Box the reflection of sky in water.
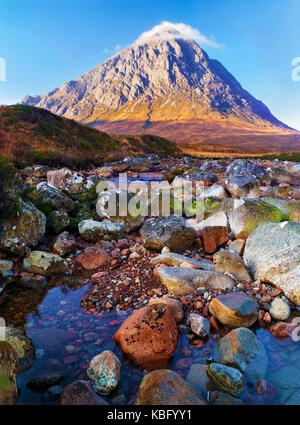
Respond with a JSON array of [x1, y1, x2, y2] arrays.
[[1, 278, 300, 405]]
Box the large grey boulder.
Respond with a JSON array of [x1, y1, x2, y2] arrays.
[[0, 199, 46, 256], [141, 216, 196, 253], [78, 219, 124, 242], [224, 175, 260, 198], [226, 159, 269, 182], [243, 221, 300, 305], [224, 198, 286, 239], [23, 251, 68, 276], [34, 182, 75, 213]]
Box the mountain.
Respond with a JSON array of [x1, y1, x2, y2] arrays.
[[21, 32, 300, 154], [0, 105, 180, 167]]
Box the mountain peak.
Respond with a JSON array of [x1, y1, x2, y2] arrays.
[[20, 23, 297, 152]]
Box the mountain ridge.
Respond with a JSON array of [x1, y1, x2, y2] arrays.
[[20, 36, 300, 153]]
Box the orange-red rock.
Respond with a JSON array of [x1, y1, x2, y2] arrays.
[[114, 304, 178, 369], [74, 247, 109, 270], [201, 226, 228, 254]]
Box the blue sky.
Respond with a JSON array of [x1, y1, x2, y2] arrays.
[[1, 0, 300, 129]]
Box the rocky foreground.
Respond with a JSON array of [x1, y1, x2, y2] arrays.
[[0, 155, 300, 405]]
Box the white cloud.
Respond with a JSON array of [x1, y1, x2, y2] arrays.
[[135, 21, 221, 47]]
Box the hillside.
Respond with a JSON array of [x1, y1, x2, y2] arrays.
[[0, 105, 180, 167]]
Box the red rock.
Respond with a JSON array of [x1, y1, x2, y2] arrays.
[[74, 247, 109, 270], [114, 304, 178, 369], [201, 226, 228, 254], [269, 322, 291, 338], [263, 312, 271, 323]]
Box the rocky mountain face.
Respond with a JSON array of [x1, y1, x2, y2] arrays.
[[21, 36, 300, 153]]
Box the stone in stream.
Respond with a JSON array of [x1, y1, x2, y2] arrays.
[[23, 251, 68, 276], [97, 189, 145, 232], [74, 247, 109, 270], [31, 182, 75, 213], [209, 292, 257, 328], [27, 372, 65, 392], [269, 297, 291, 321], [87, 351, 121, 394], [243, 221, 300, 305], [42, 385, 63, 401], [189, 313, 210, 338], [150, 252, 214, 270], [186, 363, 215, 393], [78, 219, 124, 242], [207, 363, 245, 397], [225, 175, 260, 198], [224, 198, 286, 240], [114, 304, 178, 369], [136, 370, 206, 405], [50, 231, 76, 256], [154, 266, 235, 296], [0, 341, 19, 405], [0, 199, 46, 256], [47, 210, 69, 234], [141, 216, 196, 253], [213, 249, 252, 282], [148, 296, 183, 324], [59, 380, 108, 405], [216, 327, 268, 385], [5, 326, 35, 371], [208, 391, 243, 405]]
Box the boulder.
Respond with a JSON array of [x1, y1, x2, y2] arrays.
[[141, 216, 196, 253], [47, 210, 69, 234], [228, 239, 245, 256], [186, 363, 214, 393], [87, 351, 121, 394], [209, 292, 257, 328], [190, 313, 210, 338], [150, 252, 214, 271], [78, 219, 124, 242], [269, 297, 290, 321], [34, 182, 75, 213], [216, 327, 268, 385], [74, 247, 109, 270], [213, 249, 252, 282], [59, 380, 108, 405], [262, 197, 300, 222], [136, 370, 206, 405], [226, 159, 269, 182], [199, 185, 228, 200], [201, 226, 228, 254], [208, 391, 243, 405], [148, 296, 183, 324], [27, 372, 64, 392], [0, 259, 13, 277], [23, 251, 68, 276], [243, 221, 300, 305], [188, 211, 229, 232], [0, 341, 19, 405], [114, 304, 178, 369], [207, 363, 244, 397], [0, 199, 46, 256], [5, 326, 35, 371], [47, 168, 94, 195], [224, 198, 286, 239], [225, 175, 260, 198], [50, 231, 76, 256], [154, 266, 234, 296], [97, 189, 144, 232]]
